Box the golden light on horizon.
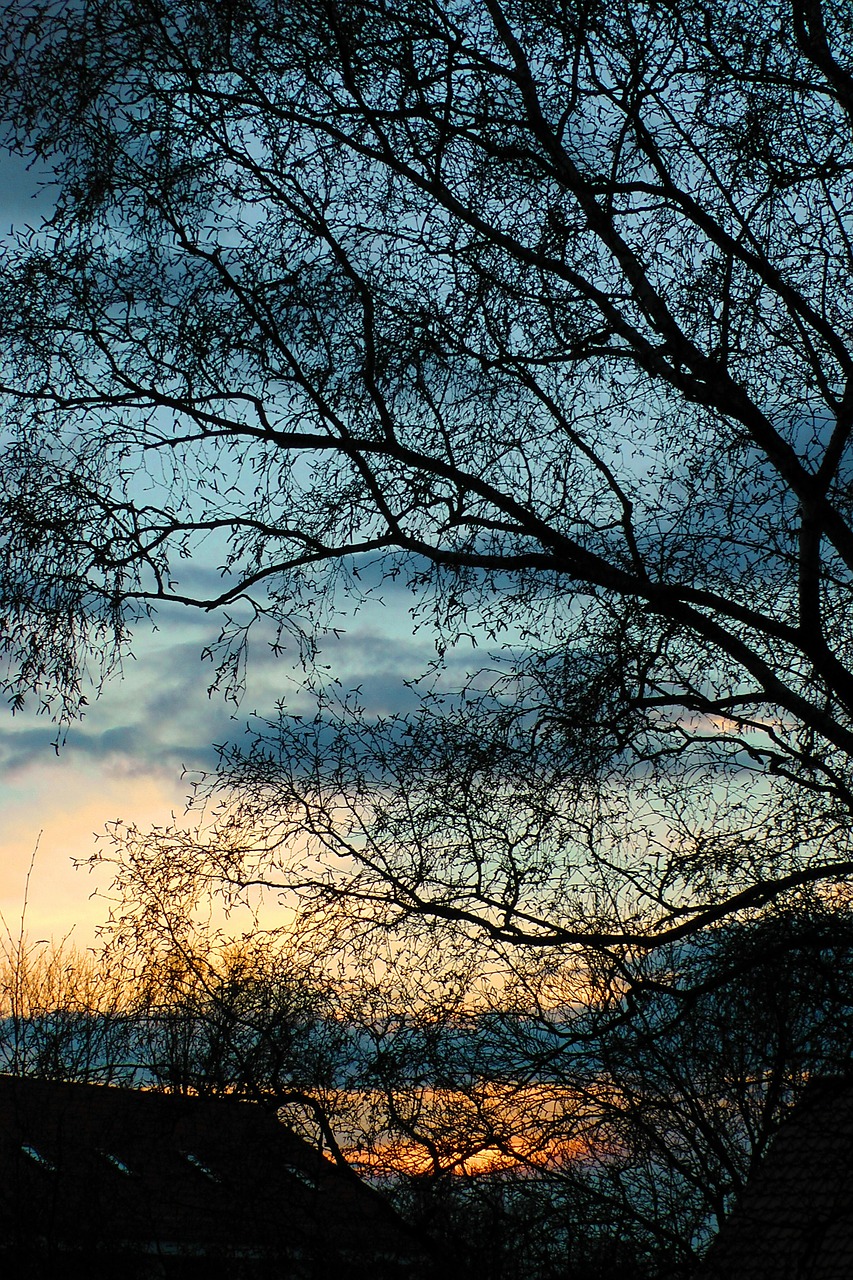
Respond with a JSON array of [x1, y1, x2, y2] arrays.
[[289, 1083, 602, 1180], [344, 1130, 595, 1178]]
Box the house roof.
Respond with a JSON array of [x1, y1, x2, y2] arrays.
[[0, 1074, 421, 1271], [695, 1078, 853, 1280]]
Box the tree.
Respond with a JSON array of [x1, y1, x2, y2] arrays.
[[316, 895, 853, 1279], [86, 837, 853, 1279], [0, 929, 138, 1083], [8, 880, 853, 1277], [571, 897, 853, 1271], [3, 0, 853, 960]]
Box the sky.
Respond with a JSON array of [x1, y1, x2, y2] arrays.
[[0, 146, 428, 947], [0, 136, 510, 952], [0, 605, 227, 947], [0, 584, 435, 948]]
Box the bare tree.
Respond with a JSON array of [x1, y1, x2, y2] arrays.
[[8, 872, 853, 1276], [0, 930, 139, 1082], [318, 895, 853, 1279], [3, 0, 853, 957]]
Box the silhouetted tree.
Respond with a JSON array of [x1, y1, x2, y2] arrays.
[[0, 931, 137, 1083], [347, 897, 853, 1278], [4, 0, 853, 961], [7, 887, 853, 1278]]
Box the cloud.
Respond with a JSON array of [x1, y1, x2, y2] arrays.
[[0, 642, 224, 780], [0, 541, 507, 943]]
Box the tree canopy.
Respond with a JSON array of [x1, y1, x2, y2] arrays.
[[3, 0, 853, 959]]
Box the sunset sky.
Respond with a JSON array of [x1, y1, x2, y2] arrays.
[[1, 606, 223, 946], [0, 579, 434, 945]]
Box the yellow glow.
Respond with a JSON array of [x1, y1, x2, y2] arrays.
[[345, 1131, 593, 1177], [0, 762, 188, 947], [306, 1084, 598, 1178]]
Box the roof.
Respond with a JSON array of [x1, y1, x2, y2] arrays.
[[695, 1078, 853, 1280], [0, 1074, 422, 1274]]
